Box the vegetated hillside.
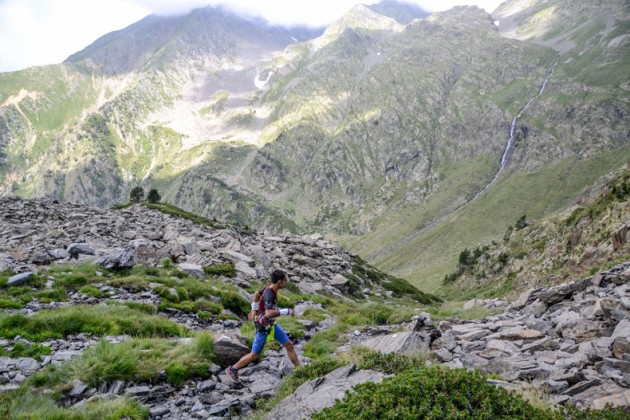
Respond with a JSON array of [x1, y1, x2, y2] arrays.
[[441, 165, 630, 299], [0, 0, 628, 292], [342, 0, 629, 291]]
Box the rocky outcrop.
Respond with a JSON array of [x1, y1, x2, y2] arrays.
[[0, 197, 392, 298], [266, 364, 387, 420], [432, 262, 630, 409]]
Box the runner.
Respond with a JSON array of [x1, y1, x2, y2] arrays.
[[226, 269, 300, 383]]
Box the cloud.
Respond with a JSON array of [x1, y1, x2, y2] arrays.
[[0, 0, 506, 72], [0, 0, 148, 72]]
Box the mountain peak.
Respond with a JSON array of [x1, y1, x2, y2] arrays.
[[367, 0, 428, 24]]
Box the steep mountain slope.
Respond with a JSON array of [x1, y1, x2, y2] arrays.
[[0, 0, 628, 293], [440, 165, 629, 298]]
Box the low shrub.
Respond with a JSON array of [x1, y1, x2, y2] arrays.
[[313, 367, 555, 419], [203, 264, 237, 278]]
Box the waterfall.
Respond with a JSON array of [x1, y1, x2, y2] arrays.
[[470, 64, 555, 202]]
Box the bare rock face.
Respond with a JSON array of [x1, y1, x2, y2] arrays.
[[362, 330, 434, 354], [266, 364, 386, 420]]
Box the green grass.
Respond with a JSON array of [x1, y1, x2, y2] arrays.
[[0, 304, 184, 341], [0, 263, 253, 321], [0, 389, 148, 420], [27, 332, 216, 391], [0, 342, 52, 360], [144, 203, 225, 229]]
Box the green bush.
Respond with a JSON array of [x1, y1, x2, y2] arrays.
[[352, 348, 426, 374], [147, 188, 161, 204], [203, 264, 237, 278], [215, 290, 249, 314], [122, 301, 157, 315], [165, 361, 188, 385], [74, 340, 138, 387], [313, 367, 555, 419], [78, 285, 103, 298], [130, 186, 144, 203], [381, 277, 441, 304], [161, 258, 174, 269], [35, 288, 68, 303], [0, 389, 148, 420], [195, 333, 214, 360]]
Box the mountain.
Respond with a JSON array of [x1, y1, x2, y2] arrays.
[[441, 164, 629, 299], [366, 0, 429, 24], [0, 0, 628, 292]]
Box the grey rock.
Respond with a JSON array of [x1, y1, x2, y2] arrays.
[[197, 380, 216, 392], [48, 248, 70, 260], [125, 386, 150, 397], [266, 365, 386, 420], [362, 331, 433, 354], [563, 379, 602, 396], [7, 272, 34, 286], [235, 260, 257, 277], [69, 379, 89, 397], [109, 380, 125, 395], [177, 263, 205, 279], [15, 357, 39, 371], [150, 406, 170, 417], [611, 319, 630, 340], [612, 337, 630, 360], [95, 247, 137, 269], [66, 243, 95, 258], [213, 336, 251, 366]]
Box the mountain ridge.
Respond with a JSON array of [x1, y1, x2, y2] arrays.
[[0, 0, 628, 292]]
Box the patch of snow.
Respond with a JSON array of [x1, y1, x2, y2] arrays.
[[254, 71, 273, 89]]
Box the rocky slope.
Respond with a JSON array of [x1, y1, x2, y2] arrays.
[[0, 198, 627, 416], [0, 196, 428, 302], [342, 263, 630, 411], [0, 0, 628, 292]]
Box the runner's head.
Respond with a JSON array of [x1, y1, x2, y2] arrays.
[[271, 269, 288, 286]]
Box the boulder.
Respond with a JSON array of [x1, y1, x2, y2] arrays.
[[266, 365, 385, 420], [213, 336, 251, 366], [613, 337, 630, 360], [362, 331, 433, 355], [7, 272, 34, 286], [611, 319, 630, 340], [66, 243, 95, 258], [177, 263, 205, 279], [95, 247, 137, 269]]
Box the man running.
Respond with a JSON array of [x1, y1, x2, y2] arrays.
[[226, 269, 300, 383]]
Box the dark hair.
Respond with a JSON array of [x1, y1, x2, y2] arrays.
[[271, 269, 287, 283]]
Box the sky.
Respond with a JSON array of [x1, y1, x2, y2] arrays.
[[0, 0, 505, 73]]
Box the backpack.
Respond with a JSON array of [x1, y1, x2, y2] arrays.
[[255, 286, 277, 329]]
